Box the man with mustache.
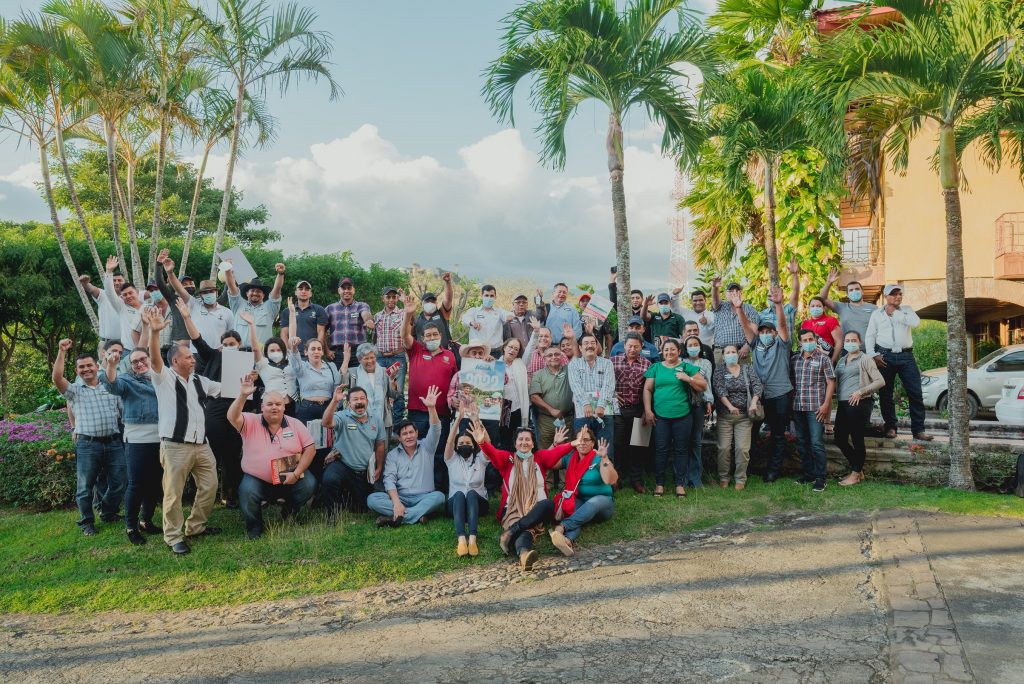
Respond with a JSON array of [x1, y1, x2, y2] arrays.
[[320, 385, 387, 519]]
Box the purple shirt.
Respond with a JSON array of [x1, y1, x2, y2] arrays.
[[326, 300, 370, 347]]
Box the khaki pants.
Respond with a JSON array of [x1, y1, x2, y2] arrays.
[[537, 412, 573, 452], [160, 441, 219, 546], [716, 412, 752, 485]]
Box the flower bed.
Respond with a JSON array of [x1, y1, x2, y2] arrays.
[[0, 411, 77, 510]]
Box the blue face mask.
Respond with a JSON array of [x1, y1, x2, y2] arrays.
[[424, 339, 441, 352], [809, 306, 823, 318], [515, 450, 532, 461], [801, 341, 818, 354], [759, 333, 775, 347], [149, 291, 163, 304], [723, 353, 739, 366], [686, 346, 701, 358], [482, 296, 495, 309], [847, 290, 863, 302], [844, 342, 861, 354], [658, 304, 670, 315], [202, 293, 217, 306]]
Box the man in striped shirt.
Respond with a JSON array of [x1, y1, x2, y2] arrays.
[[374, 286, 407, 422]]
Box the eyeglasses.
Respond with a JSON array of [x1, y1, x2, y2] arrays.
[[130, 359, 149, 366]]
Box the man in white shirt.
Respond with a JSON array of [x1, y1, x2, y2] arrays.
[[79, 271, 125, 345], [460, 284, 513, 357], [146, 309, 223, 555], [189, 279, 235, 351], [865, 284, 932, 442], [672, 288, 715, 347], [100, 255, 144, 349], [225, 262, 285, 349]]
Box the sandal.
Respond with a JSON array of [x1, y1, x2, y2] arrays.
[[653, 486, 664, 497], [675, 486, 687, 498]]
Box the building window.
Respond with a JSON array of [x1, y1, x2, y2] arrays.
[[842, 227, 870, 264]]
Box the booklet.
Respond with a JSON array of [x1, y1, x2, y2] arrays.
[[271, 454, 301, 485]]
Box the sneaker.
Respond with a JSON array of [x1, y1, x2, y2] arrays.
[[138, 520, 162, 535], [80, 523, 98, 536], [549, 529, 574, 557], [812, 478, 827, 492], [126, 529, 146, 546], [519, 549, 539, 571], [797, 475, 815, 484], [246, 528, 263, 540]]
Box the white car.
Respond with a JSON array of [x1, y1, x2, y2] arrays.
[[919, 344, 1024, 419], [995, 378, 1024, 425]]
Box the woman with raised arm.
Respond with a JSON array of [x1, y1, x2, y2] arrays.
[[241, 308, 296, 417], [546, 425, 617, 557], [443, 410, 489, 557]]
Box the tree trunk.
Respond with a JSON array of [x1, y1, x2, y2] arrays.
[[55, 122, 102, 275], [39, 143, 99, 333], [763, 160, 781, 288], [210, 82, 246, 280], [104, 118, 128, 283], [607, 113, 631, 340], [179, 141, 211, 277], [939, 124, 973, 489], [148, 115, 170, 281], [119, 160, 145, 288]]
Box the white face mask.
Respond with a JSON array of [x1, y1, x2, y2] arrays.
[[423, 302, 437, 315], [268, 351, 284, 363]]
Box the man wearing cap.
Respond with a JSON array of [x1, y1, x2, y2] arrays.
[[671, 288, 716, 347], [503, 293, 540, 351], [280, 280, 327, 353], [610, 316, 661, 362], [374, 286, 408, 423], [327, 277, 373, 368], [866, 284, 932, 441], [225, 262, 285, 349], [608, 268, 650, 342], [536, 282, 583, 344], [820, 267, 878, 349], [154, 251, 234, 353], [711, 277, 759, 364], [642, 292, 686, 346], [414, 273, 455, 350], [461, 284, 513, 357]]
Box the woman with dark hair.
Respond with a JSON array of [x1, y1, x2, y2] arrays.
[[244, 319, 296, 416], [443, 411, 489, 556], [682, 334, 713, 489], [474, 420, 572, 571], [547, 425, 617, 557], [834, 330, 885, 486]]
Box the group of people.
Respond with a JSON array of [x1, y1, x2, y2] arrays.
[[56, 252, 933, 569]]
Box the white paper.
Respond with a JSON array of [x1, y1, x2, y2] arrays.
[[630, 417, 652, 447], [220, 349, 255, 399], [220, 247, 258, 285], [583, 293, 614, 322], [305, 419, 334, 449]]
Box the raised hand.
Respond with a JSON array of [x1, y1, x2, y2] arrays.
[[288, 336, 301, 352], [644, 294, 655, 307], [239, 374, 256, 397], [78, 274, 91, 284], [401, 290, 414, 308], [768, 284, 783, 304], [333, 384, 346, 404], [174, 298, 191, 319], [441, 272, 451, 283], [59, 338, 73, 353], [529, 317, 541, 332], [148, 308, 170, 331], [421, 384, 441, 408], [105, 255, 119, 273], [562, 322, 574, 339], [274, 262, 286, 274], [239, 311, 255, 325], [827, 267, 839, 284], [553, 425, 569, 445], [596, 438, 609, 458], [787, 256, 799, 275], [470, 417, 489, 444], [711, 276, 722, 288]]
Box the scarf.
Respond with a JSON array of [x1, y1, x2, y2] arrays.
[[504, 358, 530, 414], [502, 452, 543, 531], [553, 449, 598, 521]]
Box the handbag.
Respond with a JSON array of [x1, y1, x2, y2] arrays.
[[744, 366, 765, 421]]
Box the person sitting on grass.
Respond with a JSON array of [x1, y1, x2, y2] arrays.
[[367, 386, 447, 527], [474, 418, 573, 571], [547, 425, 617, 557], [320, 385, 387, 520], [443, 410, 490, 557], [228, 373, 317, 540]]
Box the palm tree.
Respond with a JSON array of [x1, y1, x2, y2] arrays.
[[198, 0, 340, 279], [708, 0, 824, 65], [819, 0, 1024, 489], [483, 0, 717, 335]]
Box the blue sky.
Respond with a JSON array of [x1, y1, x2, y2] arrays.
[[0, 0, 718, 289]]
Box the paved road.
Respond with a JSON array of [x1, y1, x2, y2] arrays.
[[1, 510, 1021, 683]]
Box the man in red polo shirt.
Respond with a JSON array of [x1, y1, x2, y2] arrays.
[[228, 373, 317, 539]]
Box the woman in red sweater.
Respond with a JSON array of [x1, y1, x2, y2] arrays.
[[474, 418, 572, 571]]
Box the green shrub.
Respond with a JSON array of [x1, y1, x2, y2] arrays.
[[0, 411, 77, 510], [915, 320, 948, 371]]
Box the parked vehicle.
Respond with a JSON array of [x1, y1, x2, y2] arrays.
[[920, 344, 1024, 419], [995, 378, 1024, 425]]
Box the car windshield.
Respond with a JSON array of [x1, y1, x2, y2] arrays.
[[971, 348, 1006, 369]]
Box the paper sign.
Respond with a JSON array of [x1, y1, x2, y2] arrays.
[[630, 417, 652, 447], [220, 349, 255, 399], [583, 293, 614, 322], [459, 358, 506, 421], [305, 419, 334, 449], [220, 247, 258, 285]]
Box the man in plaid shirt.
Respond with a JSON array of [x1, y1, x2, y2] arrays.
[[374, 286, 407, 422], [611, 333, 652, 492], [793, 329, 836, 492], [327, 277, 373, 369]]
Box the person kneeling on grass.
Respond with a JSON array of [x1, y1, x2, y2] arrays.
[[475, 418, 573, 571], [367, 385, 447, 527], [228, 373, 317, 540], [547, 426, 617, 557], [443, 410, 490, 557]]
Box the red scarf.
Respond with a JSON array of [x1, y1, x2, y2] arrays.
[[553, 449, 598, 520]]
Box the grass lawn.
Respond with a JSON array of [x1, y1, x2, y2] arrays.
[[3, 477, 1023, 614]]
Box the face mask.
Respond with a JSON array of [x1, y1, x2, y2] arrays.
[[351, 405, 366, 416], [268, 351, 284, 363], [423, 302, 437, 315], [425, 339, 441, 352], [482, 296, 495, 309], [724, 353, 739, 366], [659, 304, 670, 315], [847, 290, 863, 302], [809, 306, 823, 318], [844, 342, 861, 354], [149, 291, 163, 304], [184, 287, 196, 296], [202, 293, 217, 306], [686, 346, 701, 358], [223, 344, 238, 351], [456, 445, 474, 459], [759, 333, 775, 347], [802, 341, 818, 354], [515, 450, 532, 460]]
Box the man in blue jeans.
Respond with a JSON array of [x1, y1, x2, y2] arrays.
[[52, 338, 126, 536], [374, 286, 407, 423], [792, 330, 836, 492]]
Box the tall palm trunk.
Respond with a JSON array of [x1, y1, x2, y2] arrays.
[[55, 122, 103, 275], [607, 112, 631, 339], [210, 82, 245, 280], [762, 160, 781, 288], [104, 117, 129, 283], [148, 115, 170, 281], [180, 140, 211, 277], [39, 141, 99, 332], [119, 159, 145, 287], [939, 124, 973, 489]]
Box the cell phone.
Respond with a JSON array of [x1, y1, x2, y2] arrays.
[[610, 266, 617, 273]]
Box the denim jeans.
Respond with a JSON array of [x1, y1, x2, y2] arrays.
[[367, 490, 445, 524], [560, 495, 614, 542], [409, 410, 451, 492], [238, 472, 317, 536], [876, 349, 926, 434], [573, 415, 615, 461], [685, 406, 705, 488], [124, 441, 163, 530], [613, 405, 646, 484], [321, 460, 376, 513], [762, 392, 792, 476], [378, 352, 407, 423], [447, 490, 489, 537], [653, 413, 692, 487], [503, 498, 555, 554], [75, 437, 126, 527], [835, 398, 874, 472], [792, 410, 828, 480]]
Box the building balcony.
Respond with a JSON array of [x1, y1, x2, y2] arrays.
[[995, 212, 1024, 280]]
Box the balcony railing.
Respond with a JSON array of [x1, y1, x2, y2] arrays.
[[995, 212, 1024, 280]]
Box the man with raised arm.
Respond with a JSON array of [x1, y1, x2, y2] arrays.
[[224, 260, 285, 350]]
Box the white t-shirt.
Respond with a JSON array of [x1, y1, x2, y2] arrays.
[[460, 306, 511, 349], [190, 299, 235, 349], [94, 291, 121, 340], [675, 305, 716, 347]]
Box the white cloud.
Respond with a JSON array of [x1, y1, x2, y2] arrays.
[[0, 162, 41, 190], [196, 124, 679, 290]]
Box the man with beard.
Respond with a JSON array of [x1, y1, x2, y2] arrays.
[[225, 261, 285, 349]]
